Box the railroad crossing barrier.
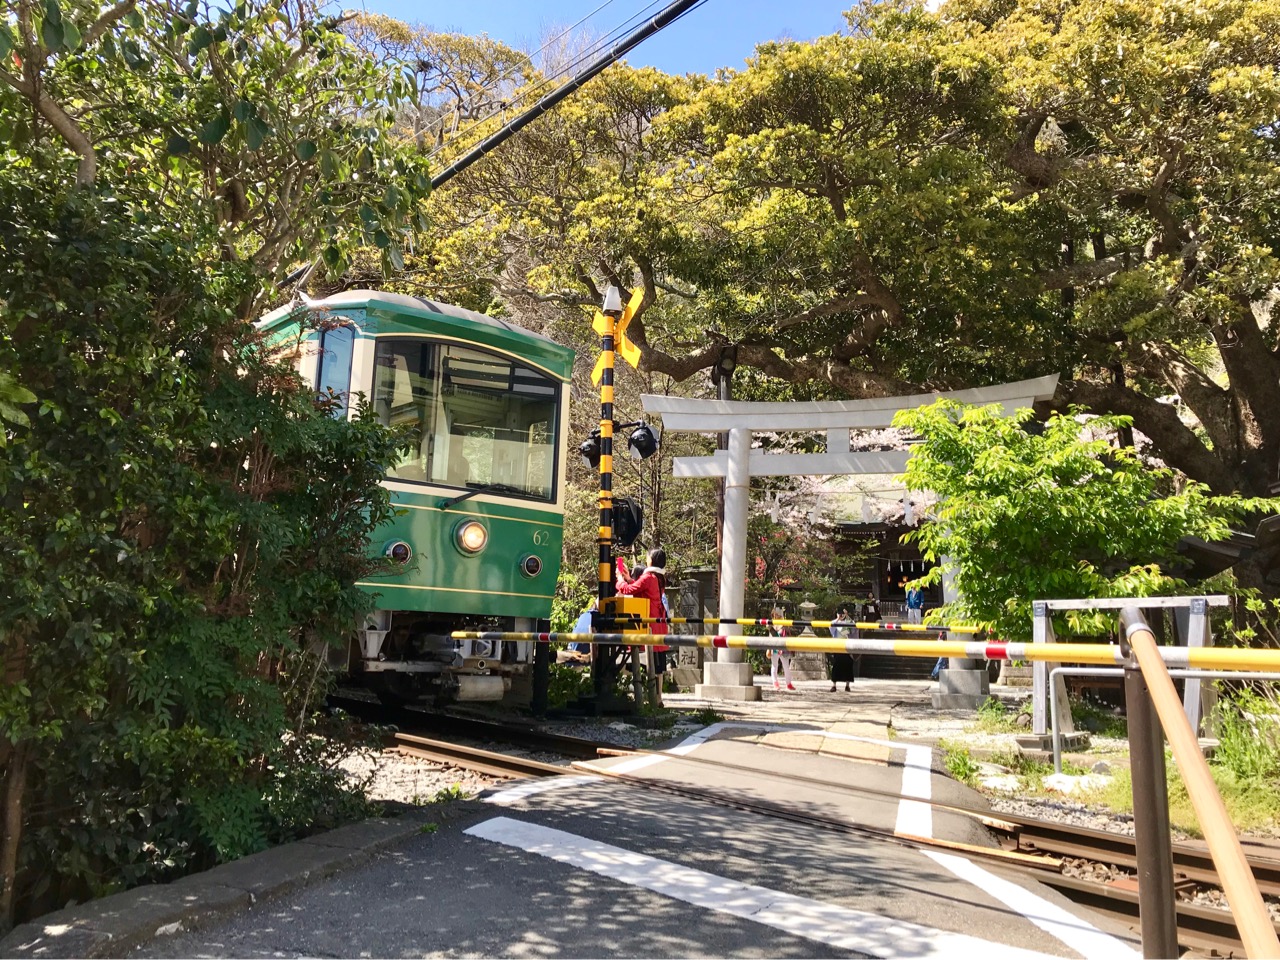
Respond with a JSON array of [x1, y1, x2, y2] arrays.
[[595, 616, 980, 633], [451, 630, 1280, 672]]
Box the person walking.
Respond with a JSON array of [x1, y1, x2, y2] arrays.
[[768, 598, 795, 691], [828, 605, 856, 693]]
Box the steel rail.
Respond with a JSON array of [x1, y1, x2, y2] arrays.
[[1010, 816, 1280, 898], [389, 732, 571, 779], [1040, 873, 1263, 956], [326, 694, 609, 759]]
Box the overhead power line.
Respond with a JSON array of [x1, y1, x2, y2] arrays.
[[430, 0, 708, 190]]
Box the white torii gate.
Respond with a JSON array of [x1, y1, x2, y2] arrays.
[[641, 375, 1060, 701]]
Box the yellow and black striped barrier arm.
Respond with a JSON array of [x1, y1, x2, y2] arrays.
[[594, 616, 980, 634], [450, 630, 1280, 672]]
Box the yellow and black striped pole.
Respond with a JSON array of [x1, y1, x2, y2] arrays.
[[593, 286, 624, 711], [597, 286, 621, 604]]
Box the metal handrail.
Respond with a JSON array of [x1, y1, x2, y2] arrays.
[[1047, 666, 1280, 774], [1119, 608, 1280, 958]]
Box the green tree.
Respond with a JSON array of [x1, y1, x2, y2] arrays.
[[393, 0, 1280, 511], [0, 0, 430, 931], [895, 399, 1265, 640]]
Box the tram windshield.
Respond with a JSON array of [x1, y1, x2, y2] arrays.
[[372, 339, 559, 502]]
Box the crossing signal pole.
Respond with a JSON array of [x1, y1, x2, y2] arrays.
[[592, 286, 623, 711]]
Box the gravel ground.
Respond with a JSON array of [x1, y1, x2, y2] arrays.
[[339, 750, 501, 805], [985, 794, 1142, 837]]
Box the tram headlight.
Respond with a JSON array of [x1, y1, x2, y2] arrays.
[[519, 554, 543, 578], [455, 519, 488, 555]]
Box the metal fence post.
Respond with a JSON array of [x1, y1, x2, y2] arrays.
[[1122, 609, 1179, 959], [1033, 601, 1050, 735]]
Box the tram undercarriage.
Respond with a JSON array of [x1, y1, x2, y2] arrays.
[[344, 610, 538, 705]]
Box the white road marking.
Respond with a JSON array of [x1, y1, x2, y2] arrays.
[[886, 736, 1136, 958], [925, 852, 1140, 959], [894, 744, 935, 839], [465, 816, 1058, 960], [482, 775, 601, 806]]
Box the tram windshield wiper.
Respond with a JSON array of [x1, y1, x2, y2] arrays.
[[438, 483, 526, 509]]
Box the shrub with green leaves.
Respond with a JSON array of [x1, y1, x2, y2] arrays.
[[896, 401, 1268, 641], [0, 180, 403, 925], [0, 0, 434, 931]]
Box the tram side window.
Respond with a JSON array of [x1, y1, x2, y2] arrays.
[[372, 340, 436, 482], [315, 324, 355, 418], [371, 338, 558, 501]]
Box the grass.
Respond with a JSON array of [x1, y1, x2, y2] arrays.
[[1071, 698, 1128, 740], [939, 740, 1092, 793], [1085, 762, 1280, 838], [971, 696, 1027, 733], [944, 687, 1280, 837], [941, 742, 981, 787], [691, 707, 724, 726]]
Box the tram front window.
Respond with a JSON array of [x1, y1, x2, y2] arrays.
[[372, 339, 558, 502]]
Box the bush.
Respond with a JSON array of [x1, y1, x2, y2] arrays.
[[547, 663, 595, 709], [0, 182, 399, 924]]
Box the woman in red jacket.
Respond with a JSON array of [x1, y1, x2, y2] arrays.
[[616, 548, 670, 672]]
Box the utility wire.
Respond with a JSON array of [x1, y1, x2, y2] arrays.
[[412, 0, 621, 152], [431, 0, 706, 189], [424, 0, 669, 165]]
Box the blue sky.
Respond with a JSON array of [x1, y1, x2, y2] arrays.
[[355, 0, 853, 75]]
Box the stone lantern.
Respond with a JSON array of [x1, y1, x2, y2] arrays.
[[790, 598, 827, 680], [798, 599, 817, 636]]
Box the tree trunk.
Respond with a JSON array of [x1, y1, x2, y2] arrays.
[[0, 626, 29, 933], [0, 742, 28, 934]]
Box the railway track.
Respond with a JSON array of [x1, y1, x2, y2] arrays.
[[1003, 813, 1280, 897], [326, 693, 609, 758], [574, 745, 1280, 956], [388, 731, 571, 779], [330, 701, 1277, 954]]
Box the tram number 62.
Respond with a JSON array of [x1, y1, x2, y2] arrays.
[[532, 529, 551, 546]]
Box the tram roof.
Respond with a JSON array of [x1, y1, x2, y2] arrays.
[[257, 290, 575, 380]]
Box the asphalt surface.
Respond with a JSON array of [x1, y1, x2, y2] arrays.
[[131, 726, 1139, 959]]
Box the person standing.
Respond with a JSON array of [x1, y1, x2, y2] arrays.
[[906, 584, 924, 624], [616, 548, 670, 674], [860, 593, 881, 623], [828, 606, 856, 693], [768, 598, 795, 691]]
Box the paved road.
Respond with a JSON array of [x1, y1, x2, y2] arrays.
[[137, 722, 1139, 959]]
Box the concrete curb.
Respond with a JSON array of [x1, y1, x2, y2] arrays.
[[0, 814, 433, 959]]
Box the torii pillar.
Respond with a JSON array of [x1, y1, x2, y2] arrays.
[[642, 375, 1059, 701]]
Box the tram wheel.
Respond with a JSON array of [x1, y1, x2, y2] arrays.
[[372, 672, 419, 706]]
